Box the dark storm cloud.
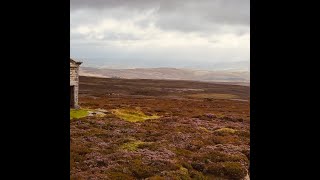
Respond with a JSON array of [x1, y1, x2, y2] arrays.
[[70, 0, 249, 32]]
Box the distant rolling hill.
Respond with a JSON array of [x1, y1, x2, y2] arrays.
[[80, 67, 250, 86]]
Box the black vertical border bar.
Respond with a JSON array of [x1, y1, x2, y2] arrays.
[[65, 0, 71, 178]]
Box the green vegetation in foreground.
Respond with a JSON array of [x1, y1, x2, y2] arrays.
[[213, 127, 238, 136], [199, 127, 210, 133], [179, 166, 189, 175], [112, 109, 160, 122], [70, 109, 89, 119], [188, 93, 239, 99], [120, 140, 144, 151], [215, 128, 236, 134]]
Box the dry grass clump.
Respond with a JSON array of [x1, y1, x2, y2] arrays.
[[112, 108, 160, 122]]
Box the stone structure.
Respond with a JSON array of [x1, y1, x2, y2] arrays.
[[70, 58, 82, 109]]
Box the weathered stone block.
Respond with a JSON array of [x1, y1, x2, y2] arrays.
[[70, 58, 82, 109]]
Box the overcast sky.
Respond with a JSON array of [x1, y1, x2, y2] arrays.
[[70, 0, 250, 70]]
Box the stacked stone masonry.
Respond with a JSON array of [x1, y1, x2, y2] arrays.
[[70, 58, 82, 109]]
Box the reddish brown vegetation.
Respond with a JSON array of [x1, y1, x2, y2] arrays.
[[71, 76, 250, 180]]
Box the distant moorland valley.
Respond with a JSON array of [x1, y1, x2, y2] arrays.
[[80, 67, 250, 86]]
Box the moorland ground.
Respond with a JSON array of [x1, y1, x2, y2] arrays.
[[71, 76, 250, 180]]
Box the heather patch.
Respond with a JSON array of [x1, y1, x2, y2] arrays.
[[71, 77, 250, 179], [188, 93, 239, 99]]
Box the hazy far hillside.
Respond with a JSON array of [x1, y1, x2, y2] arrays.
[[80, 67, 250, 85]]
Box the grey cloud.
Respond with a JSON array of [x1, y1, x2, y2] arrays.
[[71, 0, 249, 33], [71, 0, 168, 11], [102, 33, 142, 41], [70, 0, 250, 68], [71, 32, 85, 40]]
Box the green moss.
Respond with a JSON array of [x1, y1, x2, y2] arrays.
[[214, 128, 236, 135], [112, 108, 160, 122], [70, 108, 108, 119], [70, 109, 89, 119], [215, 114, 225, 118], [120, 140, 144, 151], [180, 166, 189, 175], [199, 127, 210, 133], [181, 162, 193, 171], [215, 128, 236, 133], [136, 142, 159, 151]]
